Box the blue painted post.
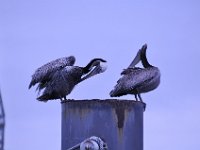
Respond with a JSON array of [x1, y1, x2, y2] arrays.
[[61, 99, 145, 150]]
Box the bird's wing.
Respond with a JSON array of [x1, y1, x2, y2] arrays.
[[121, 67, 142, 75], [29, 56, 75, 89], [110, 68, 155, 97], [36, 69, 64, 101], [37, 66, 82, 101]]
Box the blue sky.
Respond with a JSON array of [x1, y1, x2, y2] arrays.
[[0, 0, 200, 149]]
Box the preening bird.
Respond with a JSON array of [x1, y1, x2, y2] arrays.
[[33, 58, 107, 102], [110, 44, 160, 102], [67, 136, 108, 150]]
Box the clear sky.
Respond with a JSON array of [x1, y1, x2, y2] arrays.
[[0, 0, 200, 149]]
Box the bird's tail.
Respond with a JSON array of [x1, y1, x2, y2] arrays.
[[37, 95, 49, 102], [109, 89, 119, 97], [28, 82, 33, 89], [109, 90, 115, 97], [109, 89, 124, 97]]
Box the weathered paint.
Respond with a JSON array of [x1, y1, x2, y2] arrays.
[[61, 99, 145, 150]]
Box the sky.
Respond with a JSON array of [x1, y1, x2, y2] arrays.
[[0, 0, 200, 149]]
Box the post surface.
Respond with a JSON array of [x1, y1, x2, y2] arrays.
[[61, 99, 144, 150]]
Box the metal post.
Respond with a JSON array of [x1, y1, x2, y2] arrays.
[[61, 99, 145, 150], [0, 90, 5, 150]]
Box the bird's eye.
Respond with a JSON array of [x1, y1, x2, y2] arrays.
[[60, 65, 64, 69]]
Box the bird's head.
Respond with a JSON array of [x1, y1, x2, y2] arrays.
[[88, 58, 106, 70], [81, 58, 107, 82], [83, 58, 107, 74], [140, 43, 147, 56], [141, 43, 147, 50], [67, 56, 76, 66]]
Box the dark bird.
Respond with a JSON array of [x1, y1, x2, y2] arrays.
[[36, 58, 107, 102], [67, 136, 108, 150], [110, 44, 160, 102]]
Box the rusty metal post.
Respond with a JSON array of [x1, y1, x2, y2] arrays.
[[61, 99, 145, 150]]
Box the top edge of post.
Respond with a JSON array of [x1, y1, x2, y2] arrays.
[[61, 99, 146, 111]]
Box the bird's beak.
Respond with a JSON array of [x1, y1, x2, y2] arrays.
[[100, 59, 107, 63], [81, 62, 107, 82], [128, 51, 141, 68]]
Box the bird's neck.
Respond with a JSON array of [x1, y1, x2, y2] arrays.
[[83, 59, 98, 74], [82, 67, 91, 74], [83, 63, 94, 74], [141, 51, 153, 68]]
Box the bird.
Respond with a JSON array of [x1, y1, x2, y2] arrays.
[[110, 44, 160, 102], [36, 58, 107, 102], [67, 136, 108, 150], [28, 56, 76, 89]]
